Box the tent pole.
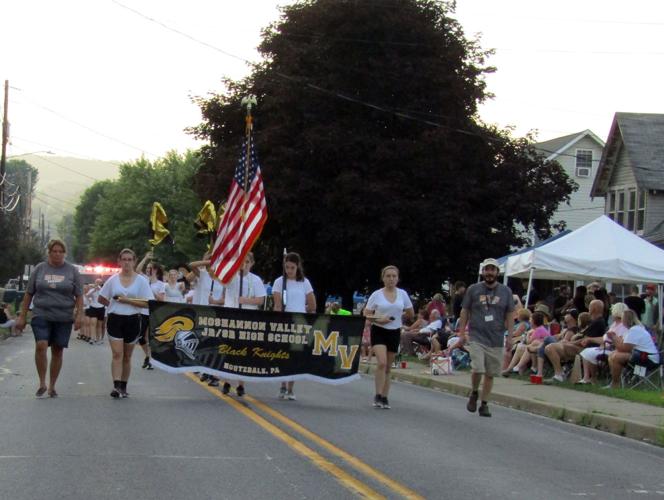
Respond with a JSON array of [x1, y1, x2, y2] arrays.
[[658, 284, 663, 338], [525, 268, 534, 308]]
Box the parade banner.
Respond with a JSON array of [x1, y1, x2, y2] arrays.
[[148, 301, 363, 384]]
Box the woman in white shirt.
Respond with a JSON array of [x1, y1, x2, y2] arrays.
[[272, 252, 316, 400], [99, 248, 155, 398], [164, 269, 185, 303], [211, 252, 266, 397], [364, 265, 414, 409]]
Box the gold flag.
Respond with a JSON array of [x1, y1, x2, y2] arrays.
[[194, 200, 217, 236], [149, 202, 172, 246]]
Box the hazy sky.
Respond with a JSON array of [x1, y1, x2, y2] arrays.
[[3, 0, 663, 165]]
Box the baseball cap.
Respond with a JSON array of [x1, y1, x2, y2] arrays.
[[481, 258, 500, 270]]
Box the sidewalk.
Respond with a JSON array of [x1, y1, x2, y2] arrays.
[[362, 361, 664, 446]]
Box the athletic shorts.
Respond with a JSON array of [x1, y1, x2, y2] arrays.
[[106, 313, 142, 344], [85, 306, 105, 320], [138, 314, 150, 346], [370, 325, 400, 353], [467, 342, 503, 377], [31, 316, 73, 348]]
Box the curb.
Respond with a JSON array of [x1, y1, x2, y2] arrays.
[[362, 364, 664, 446]]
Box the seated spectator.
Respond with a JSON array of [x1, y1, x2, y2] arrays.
[[409, 310, 444, 357], [534, 308, 579, 378], [623, 285, 645, 320], [399, 308, 429, 355], [427, 293, 446, 318], [578, 302, 628, 384], [543, 299, 606, 382], [509, 308, 531, 347], [328, 302, 352, 315], [502, 311, 549, 376], [0, 303, 18, 336], [606, 309, 661, 389]]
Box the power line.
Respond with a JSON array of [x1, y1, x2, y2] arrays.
[[10, 94, 161, 158], [11, 136, 123, 168]]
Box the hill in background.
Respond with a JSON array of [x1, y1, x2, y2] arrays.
[[21, 154, 120, 235]]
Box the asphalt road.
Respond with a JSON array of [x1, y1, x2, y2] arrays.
[[1, 333, 664, 499]]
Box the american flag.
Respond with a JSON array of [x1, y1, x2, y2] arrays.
[[210, 136, 267, 284]]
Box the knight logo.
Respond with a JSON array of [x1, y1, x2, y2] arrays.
[[174, 330, 199, 360]]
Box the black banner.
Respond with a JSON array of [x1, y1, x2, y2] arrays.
[[148, 301, 364, 384]]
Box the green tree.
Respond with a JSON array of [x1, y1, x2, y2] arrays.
[[81, 151, 206, 267], [71, 180, 114, 262], [190, 0, 575, 301]]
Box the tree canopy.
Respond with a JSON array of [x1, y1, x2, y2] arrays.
[[190, 0, 575, 301], [70, 151, 206, 267]]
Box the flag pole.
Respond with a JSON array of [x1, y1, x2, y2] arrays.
[[238, 95, 257, 309]]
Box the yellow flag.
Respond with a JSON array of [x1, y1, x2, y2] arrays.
[[149, 202, 172, 246], [194, 200, 217, 235]]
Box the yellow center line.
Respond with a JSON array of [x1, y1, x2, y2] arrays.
[[245, 395, 426, 500], [184, 374, 384, 499]]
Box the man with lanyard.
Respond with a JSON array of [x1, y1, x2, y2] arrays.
[[457, 258, 514, 417]]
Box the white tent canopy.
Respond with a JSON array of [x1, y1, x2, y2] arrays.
[[505, 216, 664, 284]]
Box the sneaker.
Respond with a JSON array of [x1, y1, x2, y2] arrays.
[[279, 386, 287, 399], [286, 391, 297, 401], [110, 389, 121, 399], [222, 382, 231, 395], [208, 378, 219, 387], [575, 379, 590, 385], [120, 390, 130, 398], [466, 391, 479, 413], [501, 369, 511, 378], [142, 357, 150, 369], [381, 396, 391, 409], [478, 403, 492, 417], [373, 395, 383, 408], [200, 373, 209, 382], [145, 363, 154, 370], [35, 387, 48, 398], [236, 385, 245, 397], [48, 390, 58, 398], [552, 374, 564, 383]]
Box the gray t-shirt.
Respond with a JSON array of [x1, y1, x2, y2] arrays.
[[26, 261, 83, 322], [462, 281, 514, 347]]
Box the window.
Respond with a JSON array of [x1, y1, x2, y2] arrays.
[[616, 192, 625, 226], [607, 192, 616, 220], [637, 190, 646, 232], [627, 190, 636, 230], [575, 149, 593, 177]]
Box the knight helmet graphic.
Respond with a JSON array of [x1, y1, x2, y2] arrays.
[[174, 329, 199, 360]]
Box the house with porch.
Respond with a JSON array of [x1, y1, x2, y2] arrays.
[[590, 112, 664, 248], [534, 130, 605, 231]]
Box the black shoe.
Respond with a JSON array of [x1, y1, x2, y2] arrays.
[[208, 378, 219, 387], [222, 382, 231, 395], [381, 396, 391, 409], [200, 373, 209, 382], [236, 385, 245, 397], [146, 363, 153, 370], [110, 389, 121, 399], [467, 391, 479, 413], [478, 403, 492, 417], [373, 395, 383, 408], [142, 357, 150, 369]]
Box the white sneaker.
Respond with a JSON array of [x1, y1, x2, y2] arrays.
[[278, 386, 287, 399], [286, 391, 297, 401], [552, 374, 564, 383]]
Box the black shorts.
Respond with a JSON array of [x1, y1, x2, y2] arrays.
[[85, 306, 105, 320], [138, 314, 150, 346], [106, 313, 142, 344], [370, 325, 400, 353]]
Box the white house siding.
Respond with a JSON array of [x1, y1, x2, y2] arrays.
[[552, 136, 605, 230], [645, 194, 664, 235]]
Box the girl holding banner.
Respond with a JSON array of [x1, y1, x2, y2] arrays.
[[98, 249, 155, 398], [272, 252, 316, 400], [211, 252, 266, 397], [364, 265, 414, 409]]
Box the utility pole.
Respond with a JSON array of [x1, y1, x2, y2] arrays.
[[0, 80, 9, 210], [25, 168, 32, 235]]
